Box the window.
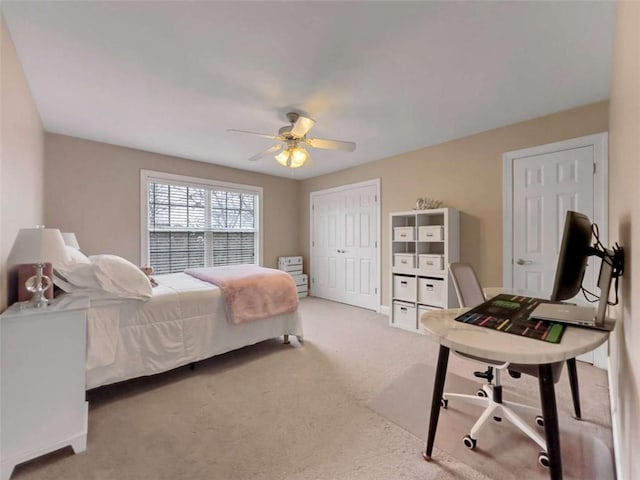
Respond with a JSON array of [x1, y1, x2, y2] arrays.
[[141, 171, 261, 274]]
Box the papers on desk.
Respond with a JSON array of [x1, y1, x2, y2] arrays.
[[455, 294, 566, 343]]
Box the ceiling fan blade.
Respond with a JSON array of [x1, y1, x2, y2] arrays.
[[248, 144, 282, 162], [228, 129, 282, 140], [289, 116, 316, 138], [305, 137, 356, 152]]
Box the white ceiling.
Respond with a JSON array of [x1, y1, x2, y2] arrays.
[[2, 1, 616, 180]]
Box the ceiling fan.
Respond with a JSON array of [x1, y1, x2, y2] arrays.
[[228, 112, 356, 169]]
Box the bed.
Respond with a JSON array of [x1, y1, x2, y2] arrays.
[[61, 267, 303, 389]]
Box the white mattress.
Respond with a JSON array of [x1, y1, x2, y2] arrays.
[[79, 273, 303, 389]]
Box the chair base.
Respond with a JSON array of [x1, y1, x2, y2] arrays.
[[443, 384, 547, 451]]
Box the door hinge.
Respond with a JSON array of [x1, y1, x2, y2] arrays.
[[375, 287, 377, 294], [375, 194, 377, 202], [594, 163, 596, 174], [312, 277, 315, 284], [375, 240, 377, 248], [312, 240, 315, 247]]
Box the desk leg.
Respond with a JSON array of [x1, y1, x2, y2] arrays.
[[538, 363, 563, 480], [423, 345, 450, 461], [566, 358, 581, 419]]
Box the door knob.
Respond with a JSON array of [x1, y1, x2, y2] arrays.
[[516, 258, 533, 265]]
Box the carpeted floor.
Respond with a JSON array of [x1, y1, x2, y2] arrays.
[[13, 298, 613, 480]]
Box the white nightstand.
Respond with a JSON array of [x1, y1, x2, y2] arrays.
[[1, 296, 89, 480]]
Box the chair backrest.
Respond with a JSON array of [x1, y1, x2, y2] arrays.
[[449, 262, 486, 308]]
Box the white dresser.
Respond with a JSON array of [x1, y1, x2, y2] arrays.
[[1, 296, 89, 480]]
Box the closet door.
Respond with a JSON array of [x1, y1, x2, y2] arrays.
[[311, 180, 379, 310]]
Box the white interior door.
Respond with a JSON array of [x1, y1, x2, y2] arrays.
[[504, 133, 608, 367], [311, 180, 379, 310], [512, 147, 595, 296]]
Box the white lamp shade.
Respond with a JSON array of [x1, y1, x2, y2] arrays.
[[61, 232, 80, 250], [8, 227, 69, 265]]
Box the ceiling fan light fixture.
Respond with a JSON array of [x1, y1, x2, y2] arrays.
[[289, 146, 309, 168], [275, 145, 309, 168], [275, 149, 291, 167]]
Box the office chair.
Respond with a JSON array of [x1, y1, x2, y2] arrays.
[[445, 262, 582, 467]]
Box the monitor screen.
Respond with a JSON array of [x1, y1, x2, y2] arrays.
[[550, 211, 593, 302]]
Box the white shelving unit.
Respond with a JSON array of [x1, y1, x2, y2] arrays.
[[389, 207, 460, 332]]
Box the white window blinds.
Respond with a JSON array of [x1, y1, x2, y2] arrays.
[[145, 176, 259, 274]]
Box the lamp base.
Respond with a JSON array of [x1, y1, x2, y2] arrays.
[[25, 263, 53, 308]]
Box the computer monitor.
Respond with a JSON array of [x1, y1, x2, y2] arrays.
[[550, 211, 594, 302], [537, 210, 624, 329]]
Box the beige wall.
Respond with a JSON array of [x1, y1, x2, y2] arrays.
[[0, 17, 45, 310], [608, 2, 640, 479], [299, 101, 609, 305], [44, 134, 300, 269]]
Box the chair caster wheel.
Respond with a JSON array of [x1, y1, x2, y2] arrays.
[[476, 389, 488, 398], [493, 416, 502, 422], [535, 415, 544, 427], [440, 398, 448, 409], [538, 451, 550, 468], [463, 435, 477, 450]]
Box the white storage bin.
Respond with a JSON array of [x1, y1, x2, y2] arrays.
[[278, 256, 302, 267], [418, 277, 445, 307], [418, 225, 444, 242], [280, 264, 303, 274], [298, 291, 308, 299], [296, 284, 308, 294], [393, 275, 416, 302], [418, 305, 443, 324], [418, 254, 444, 271], [394, 253, 415, 268], [393, 301, 417, 330], [291, 274, 308, 287], [393, 227, 414, 242], [279, 256, 303, 274]]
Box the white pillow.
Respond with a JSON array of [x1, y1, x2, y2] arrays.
[[89, 254, 153, 300], [65, 264, 101, 289], [54, 246, 91, 278]]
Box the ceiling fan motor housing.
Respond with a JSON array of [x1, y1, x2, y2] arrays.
[[279, 112, 301, 139]]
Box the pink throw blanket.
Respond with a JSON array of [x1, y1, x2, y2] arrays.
[[184, 265, 299, 325]]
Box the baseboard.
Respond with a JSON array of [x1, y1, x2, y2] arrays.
[[608, 356, 623, 480], [379, 305, 390, 316]]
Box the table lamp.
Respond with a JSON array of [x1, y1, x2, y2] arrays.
[[8, 226, 68, 308], [61, 232, 80, 250]]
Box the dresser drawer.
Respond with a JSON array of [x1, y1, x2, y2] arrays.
[[393, 274, 416, 302]]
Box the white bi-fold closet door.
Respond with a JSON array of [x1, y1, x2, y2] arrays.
[[310, 180, 380, 311]]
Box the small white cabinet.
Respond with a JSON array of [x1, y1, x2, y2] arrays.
[[1, 296, 89, 480], [389, 208, 460, 332]]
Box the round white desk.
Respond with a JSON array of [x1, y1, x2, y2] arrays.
[[419, 308, 610, 480]]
